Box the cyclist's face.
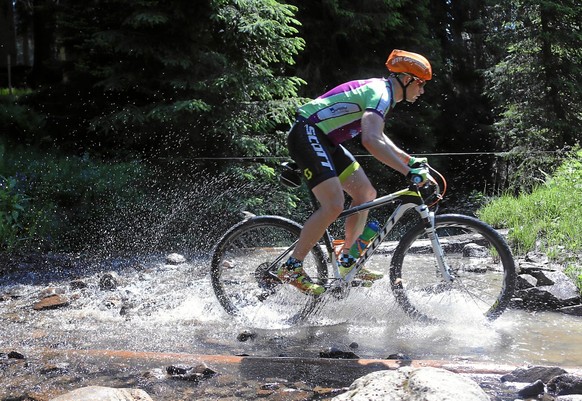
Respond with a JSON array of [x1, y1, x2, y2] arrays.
[[406, 77, 425, 103]]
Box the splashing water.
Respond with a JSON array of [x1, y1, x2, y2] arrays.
[[1, 170, 581, 401]]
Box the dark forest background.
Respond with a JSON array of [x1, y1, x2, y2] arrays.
[[0, 0, 580, 254]]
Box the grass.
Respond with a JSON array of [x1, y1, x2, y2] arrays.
[[478, 149, 582, 291], [0, 88, 33, 96]]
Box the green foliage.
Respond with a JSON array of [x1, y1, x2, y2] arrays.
[[0, 140, 149, 252], [483, 0, 582, 191], [478, 149, 582, 256], [0, 91, 45, 140], [565, 263, 582, 295], [0, 174, 30, 250]]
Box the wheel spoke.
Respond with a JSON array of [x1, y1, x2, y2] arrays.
[[211, 216, 328, 326], [390, 214, 516, 322]]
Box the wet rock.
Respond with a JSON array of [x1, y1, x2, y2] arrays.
[[166, 363, 217, 381], [555, 396, 582, 401], [39, 287, 66, 298], [261, 382, 281, 390], [33, 294, 70, 310], [11, 351, 26, 359], [70, 279, 88, 289], [386, 353, 412, 361], [141, 368, 166, 382], [237, 330, 257, 342], [349, 342, 359, 349], [558, 304, 582, 316], [526, 252, 550, 265], [314, 385, 347, 397], [501, 366, 568, 383], [166, 253, 186, 265], [49, 385, 153, 401], [548, 374, 582, 396], [463, 243, 490, 258], [320, 347, 360, 359], [99, 271, 122, 291], [515, 268, 581, 310], [1, 350, 26, 359], [41, 362, 70, 375], [332, 367, 489, 401], [516, 274, 538, 289], [517, 379, 546, 397]]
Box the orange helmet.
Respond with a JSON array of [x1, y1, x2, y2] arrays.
[[385, 49, 432, 81]]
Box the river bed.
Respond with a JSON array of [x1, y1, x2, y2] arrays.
[[1, 254, 581, 399]]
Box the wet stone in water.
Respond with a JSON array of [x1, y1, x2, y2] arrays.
[[166, 253, 187, 265], [99, 271, 122, 291], [237, 330, 257, 342], [517, 379, 545, 398], [33, 294, 70, 310]]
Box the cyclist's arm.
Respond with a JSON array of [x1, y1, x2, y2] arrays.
[[360, 111, 411, 176]]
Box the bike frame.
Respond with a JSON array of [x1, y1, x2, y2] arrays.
[[307, 186, 454, 288]]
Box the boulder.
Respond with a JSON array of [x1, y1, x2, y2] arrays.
[[516, 270, 581, 310], [501, 366, 568, 383], [332, 367, 489, 401], [548, 374, 582, 396], [50, 386, 153, 401]]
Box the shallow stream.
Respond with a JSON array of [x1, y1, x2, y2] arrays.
[[1, 254, 581, 399]]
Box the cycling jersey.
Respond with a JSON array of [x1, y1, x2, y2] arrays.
[[297, 78, 396, 146]]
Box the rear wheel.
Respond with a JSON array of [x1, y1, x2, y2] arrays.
[[210, 216, 328, 325], [390, 214, 516, 322]]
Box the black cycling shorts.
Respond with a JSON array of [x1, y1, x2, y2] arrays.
[[287, 118, 359, 190]]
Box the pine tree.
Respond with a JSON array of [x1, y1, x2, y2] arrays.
[[483, 0, 582, 190]]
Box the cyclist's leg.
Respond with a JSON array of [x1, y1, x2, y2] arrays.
[[282, 119, 344, 293], [341, 168, 376, 250], [332, 145, 377, 251], [291, 177, 344, 260], [333, 146, 382, 281], [287, 120, 345, 261]]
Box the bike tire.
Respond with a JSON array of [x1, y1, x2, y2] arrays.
[[210, 215, 328, 325], [390, 214, 516, 322]]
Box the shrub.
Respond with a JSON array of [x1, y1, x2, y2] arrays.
[[0, 140, 150, 252], [478, 149, 582, 256]]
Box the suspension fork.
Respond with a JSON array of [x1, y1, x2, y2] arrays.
[[416, 205, 454, 282]]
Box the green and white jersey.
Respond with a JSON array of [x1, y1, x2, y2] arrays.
[[297, 78, 396, 146]]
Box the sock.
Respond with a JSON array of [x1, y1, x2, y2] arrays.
[[285, 256, 303, 270], [340, 253, 356, 267]]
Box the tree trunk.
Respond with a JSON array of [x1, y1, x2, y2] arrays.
[[30, 0, 58, 85], [0, 0, 17, 74]]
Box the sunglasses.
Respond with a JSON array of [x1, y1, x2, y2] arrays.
[[404, 74, 426, 88]]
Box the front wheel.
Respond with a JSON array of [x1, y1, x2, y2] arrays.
[[210, 216, 328, 325], [390, 214, 516, 322]]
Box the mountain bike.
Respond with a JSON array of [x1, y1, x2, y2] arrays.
[[210, 162, 516, 325]]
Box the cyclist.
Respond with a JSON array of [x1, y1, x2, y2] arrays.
[[277, 49, 432, 296]]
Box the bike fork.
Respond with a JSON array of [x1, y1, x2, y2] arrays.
[[417, 206, 454, 283]]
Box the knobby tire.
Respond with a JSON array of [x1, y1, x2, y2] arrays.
[[210, 216, 328, 325], [390, 214, 516, 322]]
